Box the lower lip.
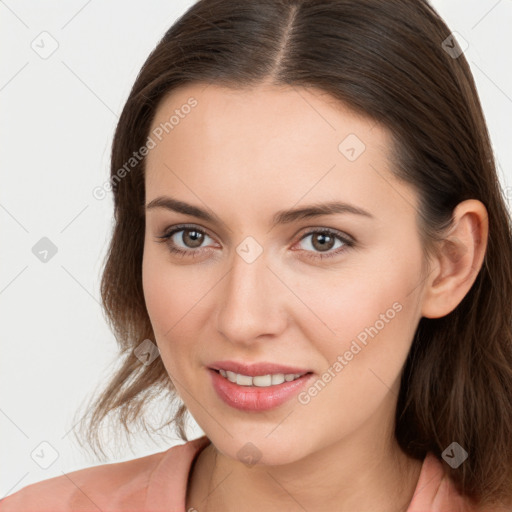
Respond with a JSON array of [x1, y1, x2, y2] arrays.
[[209, 369, 313, 411]]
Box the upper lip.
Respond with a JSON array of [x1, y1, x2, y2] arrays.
[[208, 360, 312, 376]]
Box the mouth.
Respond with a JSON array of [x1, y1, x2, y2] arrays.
[[207, 361, 314, 411], [212, 368, 309, 387]]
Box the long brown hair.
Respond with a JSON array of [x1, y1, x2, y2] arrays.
[[74, 0, 512, 507]]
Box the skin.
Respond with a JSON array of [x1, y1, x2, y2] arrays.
[[141, 82, 488, 512]]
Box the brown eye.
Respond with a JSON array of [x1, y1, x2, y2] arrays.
[[296, 228, 355, 261], [156, 225, 215, 257], [156, 225, 354, 261], [310, 232, 336, 252], [180, 229, 205, 248]]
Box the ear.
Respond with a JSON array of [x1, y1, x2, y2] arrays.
[[421, 199, 489, 319]]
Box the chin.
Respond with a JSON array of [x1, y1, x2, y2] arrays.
[[207, 429, 315, 468]]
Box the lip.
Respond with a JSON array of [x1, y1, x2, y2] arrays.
[[208, 363, 314, 411], [208, 360, 311, 376]]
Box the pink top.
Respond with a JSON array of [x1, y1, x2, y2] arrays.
[[0, 435, 502, 511]]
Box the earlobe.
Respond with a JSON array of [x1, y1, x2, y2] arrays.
[[421, 200, 489, 319]]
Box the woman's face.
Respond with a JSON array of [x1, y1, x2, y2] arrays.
[[142, 83, 428, 465]]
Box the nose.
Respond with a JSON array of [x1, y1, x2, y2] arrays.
[[215, 246, 288, 346]]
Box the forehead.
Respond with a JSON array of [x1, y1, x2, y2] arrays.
[[144, 83, 417, 223], [147, 82, 386, 162]]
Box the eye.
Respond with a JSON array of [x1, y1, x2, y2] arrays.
[[155, 224, 355, 261], [155, 224, 216, 258], [294, 228, 354, 260]]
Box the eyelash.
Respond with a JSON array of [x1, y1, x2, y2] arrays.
[[155, 224, 355, 261]]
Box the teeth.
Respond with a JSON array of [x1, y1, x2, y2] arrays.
[[271, 374, 285, 385], [218, 370, 305, 387], [236, 374, 253, 386], [253, 375, 272, 386]]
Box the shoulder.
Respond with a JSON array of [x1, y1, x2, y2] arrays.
[[407, 452, 512, 512], [0, 436, 211, 512], [0, 449, 168, 512]]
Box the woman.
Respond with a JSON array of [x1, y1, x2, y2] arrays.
[[2, 0, 511, 510]]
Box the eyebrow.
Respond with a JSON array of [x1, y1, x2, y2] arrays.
[[145, 195, 374, 228]]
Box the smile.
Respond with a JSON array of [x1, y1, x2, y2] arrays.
[[209, 367, 314, 411], [218, 369, 306, 387]]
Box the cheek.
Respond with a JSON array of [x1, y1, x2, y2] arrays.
[[141, 248, 199, 356], [307, 248, 424, 397], [294, 273, 421, 442], [291, 260, 420, 354], [141, 244, 222, 377]]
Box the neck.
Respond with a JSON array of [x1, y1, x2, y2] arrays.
[[186, 408, 423, 512]]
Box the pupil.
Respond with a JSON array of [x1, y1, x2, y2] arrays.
[[313, 233, 334, 252], [185, 229, 203, 248]]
